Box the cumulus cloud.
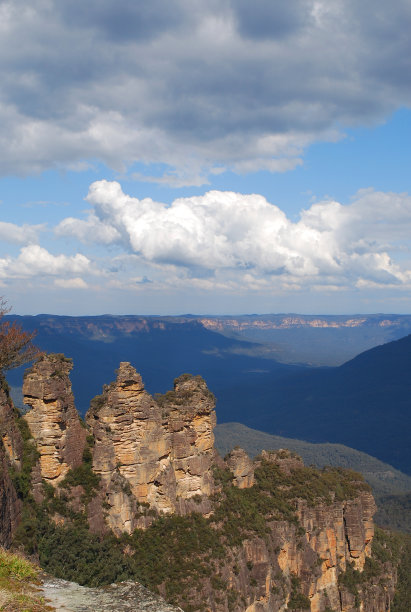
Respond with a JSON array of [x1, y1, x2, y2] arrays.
[[0, 245, 91, 279], [1, 1, 411, 181], [55, 181, 411, 290]]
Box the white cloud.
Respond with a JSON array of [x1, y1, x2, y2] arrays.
[[0, 1, 410, 182], [0, 245, 91, 279], [54, 277, 88, 289], [56, 181, 411, 290], [0, 221, 42, 244]]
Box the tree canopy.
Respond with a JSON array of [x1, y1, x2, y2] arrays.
[[0, 298, 40, 372]]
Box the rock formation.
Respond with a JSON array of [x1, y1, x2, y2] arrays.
[[175, 450, 396, 612], [260, 448, 304, 474], [86, 365, 216, 533], [0, 353, 400, 612], [165, 373, 216, 502], [225, 447, 255, 488], [22, 354, 86, 485]]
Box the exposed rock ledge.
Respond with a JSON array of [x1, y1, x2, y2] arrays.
[[41, 576, 183, 612]]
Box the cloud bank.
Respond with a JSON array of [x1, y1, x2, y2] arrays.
[[56, 181, 411, 291], [1, 0, 411, 182], [0, 245, 91, 280]]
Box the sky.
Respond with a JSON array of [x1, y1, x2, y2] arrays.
[[1, 0, 411, 315]]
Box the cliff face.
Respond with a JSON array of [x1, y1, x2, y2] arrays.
[[0, 382, 23, 546], [86, 364, 216, 534], [186, 451, 394, 612], [23, 354, 86, 486]]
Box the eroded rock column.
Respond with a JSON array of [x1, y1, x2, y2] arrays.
[[23, 354, 86, 485], [167, 374, 217, 500], [86, 362, 175, 533]]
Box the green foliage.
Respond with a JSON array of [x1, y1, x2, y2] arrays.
[[174, 373, 196, 384], [154, 390, 178, 406], [59, 435, 100, 502], [287, 592, 311, 610], [0, 547, 38, 581], [255, 458, 369, 506], [372, 527, 402, 565], [337, 561, 361, 604], [155, 374, 215, 408], [0, 546, 50, 612], [0, 372, 10, 392], [375, 492, 411, 534], [9, 414, 39, 500], [38, 522, 133, 587], [336, 556, 390, 608], [392, 533, 411, 612], [286, 575, 310, 610], [210, 459, 369, 551], [129, 513, 224, 592], [41, 480, 73, 517], [50, 353, 73, 364], [89, 393, 106, 413], [13, 502, 46, 556]]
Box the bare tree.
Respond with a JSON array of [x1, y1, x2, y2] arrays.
[[0, 298, 41, 372]]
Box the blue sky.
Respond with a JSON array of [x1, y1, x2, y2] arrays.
[[1, 1, 411, 315]]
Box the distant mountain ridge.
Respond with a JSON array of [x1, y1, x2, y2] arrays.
[[5, 314, 302, 416], [198, 313, 411, 365]]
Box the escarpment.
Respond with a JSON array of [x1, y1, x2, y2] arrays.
[[2, 353, 401, 612]]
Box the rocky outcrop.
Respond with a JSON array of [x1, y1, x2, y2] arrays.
[[166, 373, 216, 502], [23, 354, 86, 485], [225, 447, 254, 488], [86, 365, 216, 534], [260, 448, 304, 474], [294, 492, 377, 611], [41, 576, 183, 612], [176, 463, 395, 612], [86, 362, 171, 534]]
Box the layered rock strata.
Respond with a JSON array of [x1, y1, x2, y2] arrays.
[[183, 451, 395, 612], [23, 354, 86, 484], [86, 364, 216, 534]]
